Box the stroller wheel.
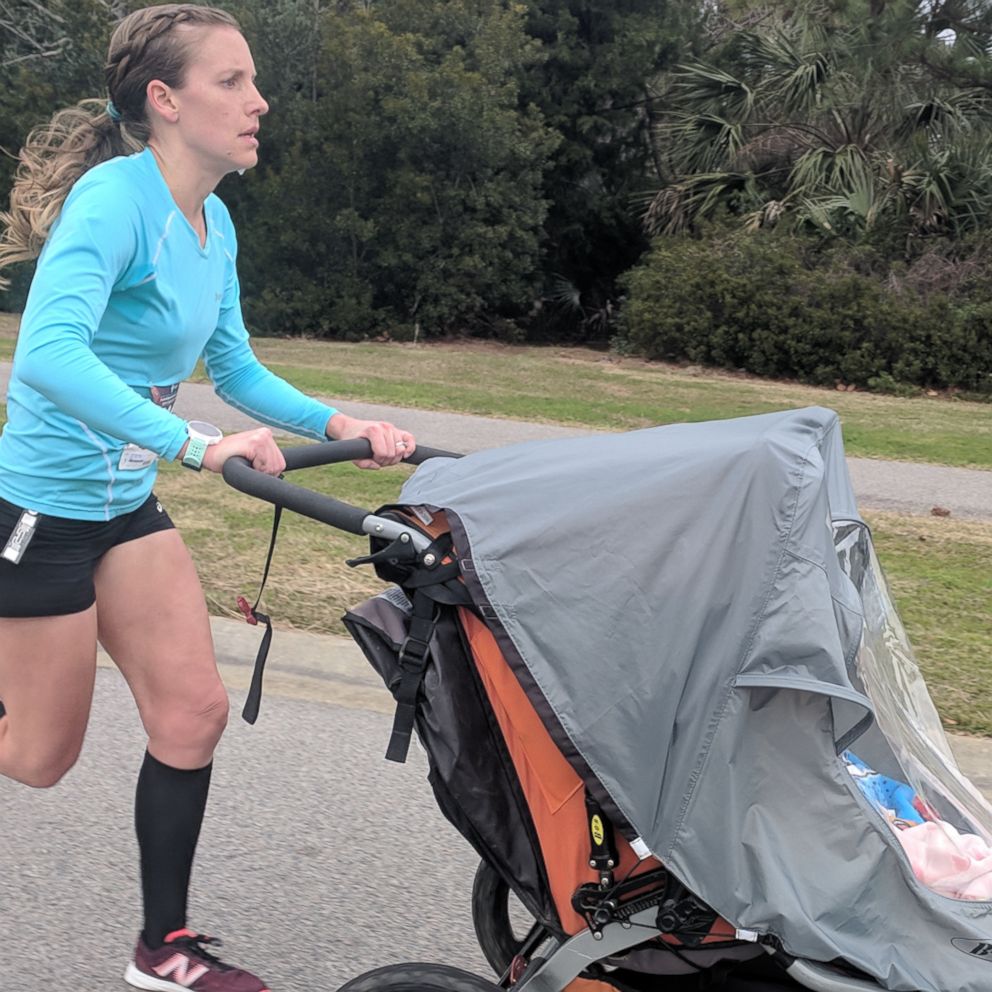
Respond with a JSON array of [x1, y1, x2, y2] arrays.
[[471, 859, 546, 977], [337, 962, 502, 992]]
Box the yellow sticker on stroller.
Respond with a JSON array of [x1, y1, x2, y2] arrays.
[[591, 815, 605, 846]]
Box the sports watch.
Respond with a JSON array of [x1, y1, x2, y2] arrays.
[[181, 420, 223, 471]]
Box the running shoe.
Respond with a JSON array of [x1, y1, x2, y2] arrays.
[[124, 928, 271, 992]]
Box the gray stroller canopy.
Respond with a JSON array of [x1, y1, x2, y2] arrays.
[[399, 407, 992, 992]]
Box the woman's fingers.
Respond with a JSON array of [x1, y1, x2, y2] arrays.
[[201, 428, 284, 476], [327, 413, 417, 468]]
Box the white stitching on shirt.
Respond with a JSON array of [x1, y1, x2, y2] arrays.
[[212, 388, 329, 440], [152, 211, 176, 267], [76, 420, 117, 521]]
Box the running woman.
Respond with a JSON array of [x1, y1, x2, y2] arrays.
[[0, 5, 415, 990]]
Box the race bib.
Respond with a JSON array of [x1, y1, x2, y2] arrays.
[[118, 383, 180, 471]]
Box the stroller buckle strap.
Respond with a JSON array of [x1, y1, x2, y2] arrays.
[[585, 792, 619, 880], [385, 704, 417, 763], [384, 586, 440, 763]]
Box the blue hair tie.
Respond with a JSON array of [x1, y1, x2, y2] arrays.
[[106, 100, 123, 123]]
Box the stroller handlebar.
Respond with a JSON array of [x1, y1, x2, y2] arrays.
[[221, 440, 459, 552]]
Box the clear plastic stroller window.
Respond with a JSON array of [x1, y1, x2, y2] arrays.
[[835, 521, 992, 901]]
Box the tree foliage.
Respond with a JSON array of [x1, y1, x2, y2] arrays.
[[646, 0, 992, 254], [517, 0, 701, 340], [619, 224, 992, 394], [3, 0, 992, 372], [225, 0, 557, 339]]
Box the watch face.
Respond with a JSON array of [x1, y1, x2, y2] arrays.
[[187, 420, 223, 442]]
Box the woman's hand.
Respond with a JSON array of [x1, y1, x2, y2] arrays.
[[200, 427, 286, 476], [326, 412, 416, 469]]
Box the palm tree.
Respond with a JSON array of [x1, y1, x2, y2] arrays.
[[644, 0, 992, 250]]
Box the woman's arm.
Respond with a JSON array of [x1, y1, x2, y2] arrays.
[[13, 182, 188, 459], [203, 217, 415, 466]]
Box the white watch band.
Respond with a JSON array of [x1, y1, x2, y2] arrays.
[[181, 421, 222, 471]]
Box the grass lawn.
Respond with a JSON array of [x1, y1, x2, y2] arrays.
[[152, 461, 992, 737], [865, 511, 992, 736], [248, 339, 992, 469], [1, 310, 991, 468], [0, 311, 989, 733]]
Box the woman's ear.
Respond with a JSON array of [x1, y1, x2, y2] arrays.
[[146, 79, 180, 124]]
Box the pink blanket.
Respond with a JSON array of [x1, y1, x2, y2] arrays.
[[897, 820, 992, 900]]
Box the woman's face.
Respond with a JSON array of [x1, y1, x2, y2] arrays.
[[164, 25, 269, 182]]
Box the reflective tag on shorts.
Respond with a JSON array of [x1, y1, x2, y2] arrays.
[[119, 444, 157, 471], [2, 509, 39, 564]]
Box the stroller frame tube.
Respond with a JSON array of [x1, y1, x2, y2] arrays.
[[513, 907, 662, 992], [767, 951, 894, 992], [513, 917, 892, 992]]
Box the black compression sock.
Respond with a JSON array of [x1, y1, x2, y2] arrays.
[[135, 750, 213, 949]]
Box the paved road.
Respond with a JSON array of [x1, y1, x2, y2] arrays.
[[1, 366, 991, 990], [173, 380, 992, 521], [0, 665, 490, 992], [5, 615, 992, 991]]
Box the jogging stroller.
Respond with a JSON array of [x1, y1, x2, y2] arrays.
[[226, 406, 992, 992]]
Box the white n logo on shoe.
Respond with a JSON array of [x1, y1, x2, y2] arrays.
[[154, 953, 209, 987]]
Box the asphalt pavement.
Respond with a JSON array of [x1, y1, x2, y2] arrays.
[[1, 366, 991, 991], [171, 378, 992, 521]]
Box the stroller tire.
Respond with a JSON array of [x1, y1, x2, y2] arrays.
[[336, 962, 502, 992], [472, 858, 538, 976]]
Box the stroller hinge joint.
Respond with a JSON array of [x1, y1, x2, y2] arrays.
[[347, 533, 419, 570], [655, 877, 721, 949], [571, 866, 672, 938]]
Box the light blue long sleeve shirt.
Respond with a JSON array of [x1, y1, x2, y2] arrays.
[[0, 148, 337, 520]]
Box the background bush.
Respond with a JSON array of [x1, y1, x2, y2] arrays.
[[618, 228, 992, 395]]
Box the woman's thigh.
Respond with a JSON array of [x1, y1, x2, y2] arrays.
[[0, 498, 108, 786], [0, 609, 98, 787], [94, 528, 229, 769]]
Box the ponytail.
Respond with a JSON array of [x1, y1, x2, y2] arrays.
[[0, 4, 240, 290], [0, 99, 141, 289]]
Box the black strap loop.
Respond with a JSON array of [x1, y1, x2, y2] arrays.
[[385, 586, 438, 763], [239, 504, 282, 725]]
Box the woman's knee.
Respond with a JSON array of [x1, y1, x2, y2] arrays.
[[199, 688, 230, 744], [12, 739, 84, 789], [148, 683, 230, 755]]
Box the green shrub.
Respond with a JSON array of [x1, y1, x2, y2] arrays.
[[618, 230, 992, 394]]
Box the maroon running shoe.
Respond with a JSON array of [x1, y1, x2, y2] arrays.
[[124, 928, 271, 992]]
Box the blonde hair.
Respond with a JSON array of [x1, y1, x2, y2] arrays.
[[0, 4, 240, 289]]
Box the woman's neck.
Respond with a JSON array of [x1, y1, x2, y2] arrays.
[[147, 142, 214, 244]]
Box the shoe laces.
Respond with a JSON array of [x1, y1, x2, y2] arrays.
[[167, 932, 234, 972]]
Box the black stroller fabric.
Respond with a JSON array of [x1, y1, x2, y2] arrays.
[[344, 590, 560, 932]]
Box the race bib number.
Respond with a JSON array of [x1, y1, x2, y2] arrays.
[[118, 383, 180, 471]]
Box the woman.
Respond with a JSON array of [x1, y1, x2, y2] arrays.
[[0, 5, 414, 990]]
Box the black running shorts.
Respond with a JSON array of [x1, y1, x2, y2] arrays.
[[0, 492, 176, 617]]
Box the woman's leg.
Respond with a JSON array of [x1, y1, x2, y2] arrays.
[[94, 528, 230, 947], [0, 610, 98, 787], [94, 528, 228, 771]]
